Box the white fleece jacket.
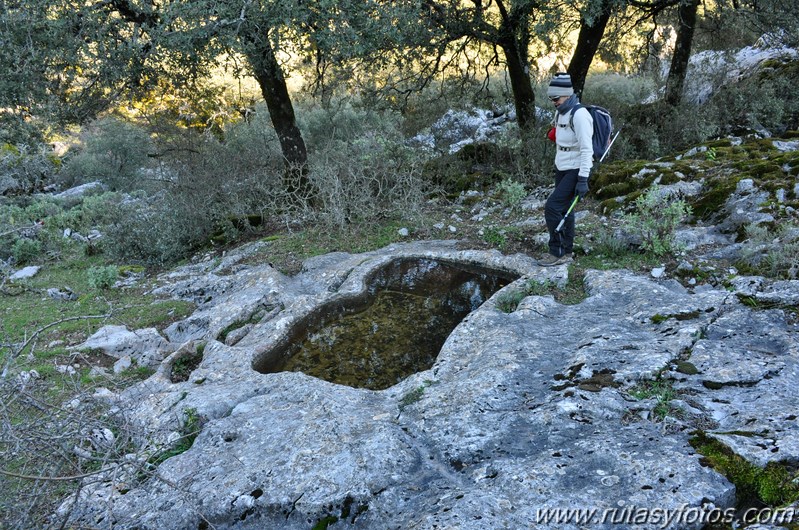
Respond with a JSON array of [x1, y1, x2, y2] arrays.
[[554, 106, 594, 178]]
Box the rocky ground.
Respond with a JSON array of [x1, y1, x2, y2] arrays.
[[5, 131, 798, 529], [56, 228, 798, 528]]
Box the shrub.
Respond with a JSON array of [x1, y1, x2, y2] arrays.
[[61, 117, 153, 192], [87, 265, 119, 289], [592, 224, 632, 258], [601, 57, 799, 161], [707, 58, 799, 135], [0, 197, 79, 262], [310, 138, 428, 227], [75, 119, 287, 265], [72, 192, 126, 230], [582, 73, 658, 108], [296, 103, 428, 227], [622, 185, 692, 256], [12, 238, 42, 264], [297, 99, 404, 150], [738, 222, 799, 279], [496, 178, 527, 210], [219, 104, 284, 172], [24, 197, 63, 221], [0, 143, 60, 194], [101, 193, 210, 266], [611, 99, 722, 161]]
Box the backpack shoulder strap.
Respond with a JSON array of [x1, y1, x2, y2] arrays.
[[568, 104, 586, 132]]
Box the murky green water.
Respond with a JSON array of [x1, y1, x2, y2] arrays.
[[258, 259, 516, 390]]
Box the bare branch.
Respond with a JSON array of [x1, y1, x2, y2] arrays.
[[1, 313, 112, 379], [0, 467, 113, 482], [0, 223, 43, 239]]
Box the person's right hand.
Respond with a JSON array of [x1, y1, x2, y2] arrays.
[[576, 177, 589, 199]]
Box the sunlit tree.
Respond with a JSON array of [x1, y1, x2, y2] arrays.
[[418, 0, 545, 130], [0, 0, 155, 142], [567, 0, 619, 95]]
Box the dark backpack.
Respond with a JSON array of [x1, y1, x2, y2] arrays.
[[569, 104, 614, 162]]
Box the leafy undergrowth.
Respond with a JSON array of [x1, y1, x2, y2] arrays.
[[628, 379, 677, 421], [236, 199, 545, 275]]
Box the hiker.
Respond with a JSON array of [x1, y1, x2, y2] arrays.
[[539, 72, 593, 267]]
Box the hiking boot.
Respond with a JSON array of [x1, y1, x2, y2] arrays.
[[537, 253, 573, 267]]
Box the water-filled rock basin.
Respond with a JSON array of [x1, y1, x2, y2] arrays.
[[253, 258, 518, 389]]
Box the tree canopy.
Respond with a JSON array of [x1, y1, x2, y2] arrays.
[[2, 0, 798, 149]]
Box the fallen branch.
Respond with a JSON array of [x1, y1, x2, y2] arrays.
[[0, 467, 111, 482], [0, 313, 112, 379], [0, 222, 43, 239]]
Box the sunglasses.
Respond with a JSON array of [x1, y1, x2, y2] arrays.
[[549, 96, 562, 102]]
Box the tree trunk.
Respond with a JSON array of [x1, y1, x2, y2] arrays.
[[665, 0, 700, 106], [244, 34, 312, 202], [500, 39, 536, 131], [567, 0, 614, 97]]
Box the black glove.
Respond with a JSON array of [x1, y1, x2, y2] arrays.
[[575, 177, 589, 199]]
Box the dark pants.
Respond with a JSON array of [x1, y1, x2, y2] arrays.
[[544, 168, 579, 257]]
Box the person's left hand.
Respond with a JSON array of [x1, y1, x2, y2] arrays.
[[576, 177, 589, 199]]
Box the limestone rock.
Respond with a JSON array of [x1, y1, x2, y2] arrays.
[[773, 140, 799, 152], [728, 275, 766, 297], [754, 280, 799, 306], [59, 243, 797, 530], [674, 226, 735, 250], [9, 265, 40, 280], [672, 307, 799, 468], [223, 323, 253, 346], [74, 325, 171, 367], [47, 287, 77, 301], [718, 180, 774, 232], [414, 107, 515, 154], [652, 179, 703, 199], [113, 356, 132, 374], [52, 181, 107, 199]]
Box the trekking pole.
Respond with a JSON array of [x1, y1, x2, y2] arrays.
[[555, 196, 580, 232], [599, 127, 622, 163]]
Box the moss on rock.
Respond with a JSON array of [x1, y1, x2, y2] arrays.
[[691, 432, 799, 508], [691, 175, 740, 221], [592, 132, 799, 224]]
